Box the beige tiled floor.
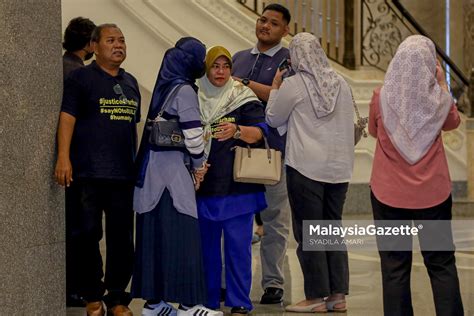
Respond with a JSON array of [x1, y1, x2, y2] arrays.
[[67, 214, 474, 315]]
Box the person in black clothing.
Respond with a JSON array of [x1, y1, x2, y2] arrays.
[[55, 23, 140, 316], [62, 17, 96, 80], [61, 16, 96, 308]]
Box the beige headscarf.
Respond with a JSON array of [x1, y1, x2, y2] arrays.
[[380, 35, 453, 165], [197, 46, 259, 158], [289, 32, 341, 118]]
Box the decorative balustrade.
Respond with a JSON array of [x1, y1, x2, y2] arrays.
[[361, 0, 469, 104], [237, 0, 355, 68], [237, 0, 470, 107], [361, 0, 412, 71]]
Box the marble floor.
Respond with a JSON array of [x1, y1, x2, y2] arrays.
[[67, 214, 474, 315]]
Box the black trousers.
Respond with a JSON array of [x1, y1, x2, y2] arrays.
[[66, 178, 134, 308], [286, 166, 349, 299], [371, 192, 464, 316]]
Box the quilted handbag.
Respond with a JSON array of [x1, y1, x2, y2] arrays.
[[147, 85, 185, 148]]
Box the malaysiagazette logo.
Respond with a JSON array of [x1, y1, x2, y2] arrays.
[[309, 224, 423, 238]]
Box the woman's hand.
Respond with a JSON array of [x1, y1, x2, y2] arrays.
[[272, 68, 287, 90], [215, 122, 237, 141], [435, 60, 449, 92], [193, 161, 210, 190], [194, 162, 210, 180], [214, 122, 263, 144]]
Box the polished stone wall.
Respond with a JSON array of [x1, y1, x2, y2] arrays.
[[400, 0, 445, 46], [450, 0, 466, 74], [467, 119, 474, 200], [400, 0, 467, 75], [465, 0, 474, 74], [0, 0, 65, 314]]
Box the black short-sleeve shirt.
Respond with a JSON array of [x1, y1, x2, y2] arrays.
[[197, 100, 266, 196], [61, 61, 141, 180]]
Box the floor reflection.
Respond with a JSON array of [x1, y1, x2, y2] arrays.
[[67, 214, 474, 315]]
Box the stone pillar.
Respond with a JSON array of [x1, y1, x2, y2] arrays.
[[462, 1, 474, 201], [343, 0, 356, 70], [0, 0, 65, 314], [467, 119, 474, 200], [464, 0, 474, 75], [468, 70, 474, 200]]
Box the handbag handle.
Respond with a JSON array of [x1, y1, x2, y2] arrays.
[[245, 129, 273, 162]]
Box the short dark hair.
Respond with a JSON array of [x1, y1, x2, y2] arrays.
[[263, 3, 291, 24], [62, 17, 96, 52], [91, 23, 120, 42]]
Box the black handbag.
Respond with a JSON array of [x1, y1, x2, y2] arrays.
[[147, 85, 186, 148]]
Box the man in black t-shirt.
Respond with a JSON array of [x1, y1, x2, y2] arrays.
[[55, 23, 140, 316]]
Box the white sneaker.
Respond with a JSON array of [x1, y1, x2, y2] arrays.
[[177, 305, 223, 316], [142, 301, 177, 316]]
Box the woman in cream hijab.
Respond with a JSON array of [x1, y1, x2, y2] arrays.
[[196, 46, 268, 315]]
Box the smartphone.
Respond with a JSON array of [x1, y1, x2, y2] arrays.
[[278, 58, 290, 71]]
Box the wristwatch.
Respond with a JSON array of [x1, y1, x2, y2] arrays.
[[233, 124, 241, 139], [241, 78, 250, 86]]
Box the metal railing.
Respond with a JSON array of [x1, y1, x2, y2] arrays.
[[361, 0, 469, 107], [237, 0, 471, 112]]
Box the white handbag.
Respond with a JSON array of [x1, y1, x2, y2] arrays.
[[233, 135, 282, 185]]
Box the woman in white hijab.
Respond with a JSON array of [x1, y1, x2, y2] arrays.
[[196, 46, 268, 316], [266, 32, 354, 313], [368, 35, 463, 315]]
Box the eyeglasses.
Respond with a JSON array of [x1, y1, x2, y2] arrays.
[[113, 84, 127, 102]]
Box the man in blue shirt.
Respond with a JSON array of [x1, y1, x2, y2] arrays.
[[55, 23, 140, 316], [232, 3, 291, 305]]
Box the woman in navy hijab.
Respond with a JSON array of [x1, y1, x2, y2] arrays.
[[132, 37, 223, 316]]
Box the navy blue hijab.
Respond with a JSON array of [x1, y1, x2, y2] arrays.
[[136, 37, 206, 187]]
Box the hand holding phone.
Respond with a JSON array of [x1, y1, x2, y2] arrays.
[[278, 58, 290, 71], [435, 60, 448, 92]]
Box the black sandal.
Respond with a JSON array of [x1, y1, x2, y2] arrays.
[[231, 306, 249, 315]]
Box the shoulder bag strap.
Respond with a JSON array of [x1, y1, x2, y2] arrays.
[[345, 79, 368, 138], [155, 84, 184, 120]]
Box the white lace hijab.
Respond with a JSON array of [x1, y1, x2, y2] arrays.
[[289, 32, 341, 118], [380, 35, 453, 165]]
